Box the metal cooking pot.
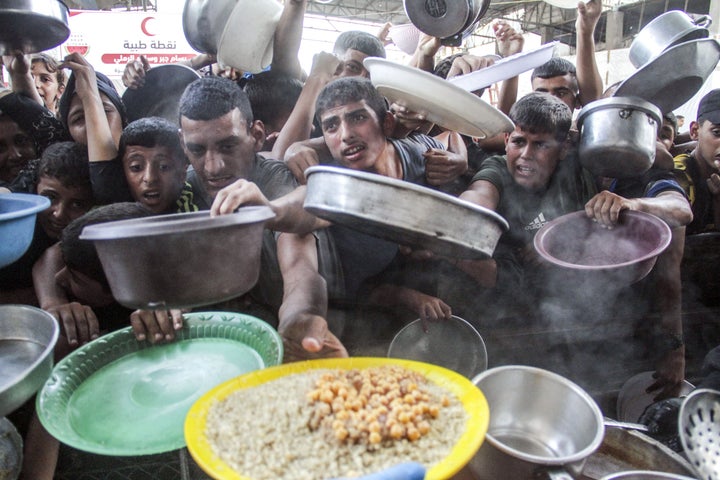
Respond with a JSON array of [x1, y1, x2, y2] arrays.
[[470, 366, 605, 480], [0, 305, 59, 417], [182, 0, 238, 54], [0, 0, 69, 55], [577, 97, 661, 179], [403, 0, 489, 47], [629, 10, 711, 68], [79, 207, 275, 310], [304, 166, 509, 259], [581, 424, 696, 479], [599, 472, 697, 480]]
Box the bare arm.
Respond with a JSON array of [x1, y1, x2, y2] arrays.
[[277, 231, 347, 360], [270, 52, 339, 160], [648, 227, 686, 400], [3, 53, 43, 106], [459, 178, 501, 210], [32, 243, 69, 309], [61, 53, 118, 161], [575, 0, 603, 106], [493, 20, 525, 115], [283, 135, 334, 184], [584, 190, 693, 228], [407, 34, 441, 72], [271, 0, 307, 80]]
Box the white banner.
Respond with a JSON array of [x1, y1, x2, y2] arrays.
[[60, 10, 199, 89]]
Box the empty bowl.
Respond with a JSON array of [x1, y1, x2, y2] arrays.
[[389, 23, 422, 55], [0, 193, 50, 268], [387, 315, 488, 379], [533, 210, 672, 286]]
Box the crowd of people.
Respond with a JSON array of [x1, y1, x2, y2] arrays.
[[2, 0, 719, 477]]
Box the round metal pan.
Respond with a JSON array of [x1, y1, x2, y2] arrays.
[[304, 166, 509, 259], [614, 38, 720, 114], [0, 0, 69, 55], [404, 0, 471, 40], [121, 64, 201, 125]]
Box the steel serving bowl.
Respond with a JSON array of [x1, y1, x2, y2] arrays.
[[181, 0, 237, 54], [576, 97, 661, 179], [470, 365, 605, 479], [600, 472, 697, 480], [304, 166, 509, 259], [79, 207, 275, 310], [533, 210, 672, 286], [0, 0, 69, 55], [629, 10, 711, 68], [0, 305, 59, 418], [0, 193, 50, 269]]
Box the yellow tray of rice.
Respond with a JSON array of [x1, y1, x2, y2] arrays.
[[185, 357, 489, 480]]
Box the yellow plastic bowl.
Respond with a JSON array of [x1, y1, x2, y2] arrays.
[[185, 357, 489, 480]]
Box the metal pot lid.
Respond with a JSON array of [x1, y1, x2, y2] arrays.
[[404, 0, 472, 40], [0, 0, 69, 55], [577, 96, 662, 129], [122, 64, 201, 125], [613, 38, 720, 114], [80, 207, 275, 240]]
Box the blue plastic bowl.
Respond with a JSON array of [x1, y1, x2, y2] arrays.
[[0, 193, 51, 268]]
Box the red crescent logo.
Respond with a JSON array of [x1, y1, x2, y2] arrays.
[[140, 17, 155, 36]]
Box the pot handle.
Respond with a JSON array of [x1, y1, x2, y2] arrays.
[[535, 468, 575, 480], [691, 13, 712, 28]]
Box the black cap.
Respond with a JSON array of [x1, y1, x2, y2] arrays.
[[697, 88, 720, 124]]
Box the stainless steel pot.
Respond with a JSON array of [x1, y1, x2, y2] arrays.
[[182, 0, 238, 54], [79, 207, 275, 310], [577, 97, 661, 179], [0, 305, 59, 417], [304, 166, 509, 259], [629, 10, 711, 68], [0, 0, 69, 54], [403, 0, 488, 46], [470, 366, 605, 480], [599, 472, 697, 480]]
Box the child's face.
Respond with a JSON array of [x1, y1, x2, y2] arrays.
[[122, 145, 187, 214], [504, 125, 565, 192], [36, 175, 94, 240], [55, 265, 115, 308], [692, 119, 720, 174], [0, 116, 35, 183], [67, 92, 124, 147], [31, 61, 64, 112]]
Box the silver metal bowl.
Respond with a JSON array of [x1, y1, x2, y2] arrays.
[[470, 365, 605, 479], [0, 305, 59, 417], [79, 207, 275, 310], [600, 471, 698, 480]]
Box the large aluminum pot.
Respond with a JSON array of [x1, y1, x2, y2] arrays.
[[0, 305, 59, 417], [0, 0, 69, 55], [470, 366, 604, 480], [404, 0, 489, 46], [304, 166, 509, 259], [629, 10, 711, 68], [599, 472, 696, 480], [79, 207, 275, 310], [577, 97, 661, 179], [182, 0, 237, 54]]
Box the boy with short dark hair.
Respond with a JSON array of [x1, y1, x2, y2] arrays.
[[674, 88, 720, 235]]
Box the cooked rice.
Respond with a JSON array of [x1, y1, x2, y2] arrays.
[[205, 367, 467, 479]]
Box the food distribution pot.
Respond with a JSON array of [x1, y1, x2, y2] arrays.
[[181, 0, 237, 54], [403, 0, 489, 47], [577, 97, 661, 179], [79, 207, 274, 310], [470, 366, 604, 480], [0, 0, 69, 54], [629, 10, 711, 68]]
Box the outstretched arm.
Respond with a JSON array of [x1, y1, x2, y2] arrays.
[[271, 0, 307, 80], [277, 231, 348, 361], [575, 0, 603, 106]]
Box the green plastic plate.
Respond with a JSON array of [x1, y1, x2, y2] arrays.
[[36, 312, 283, 456]]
